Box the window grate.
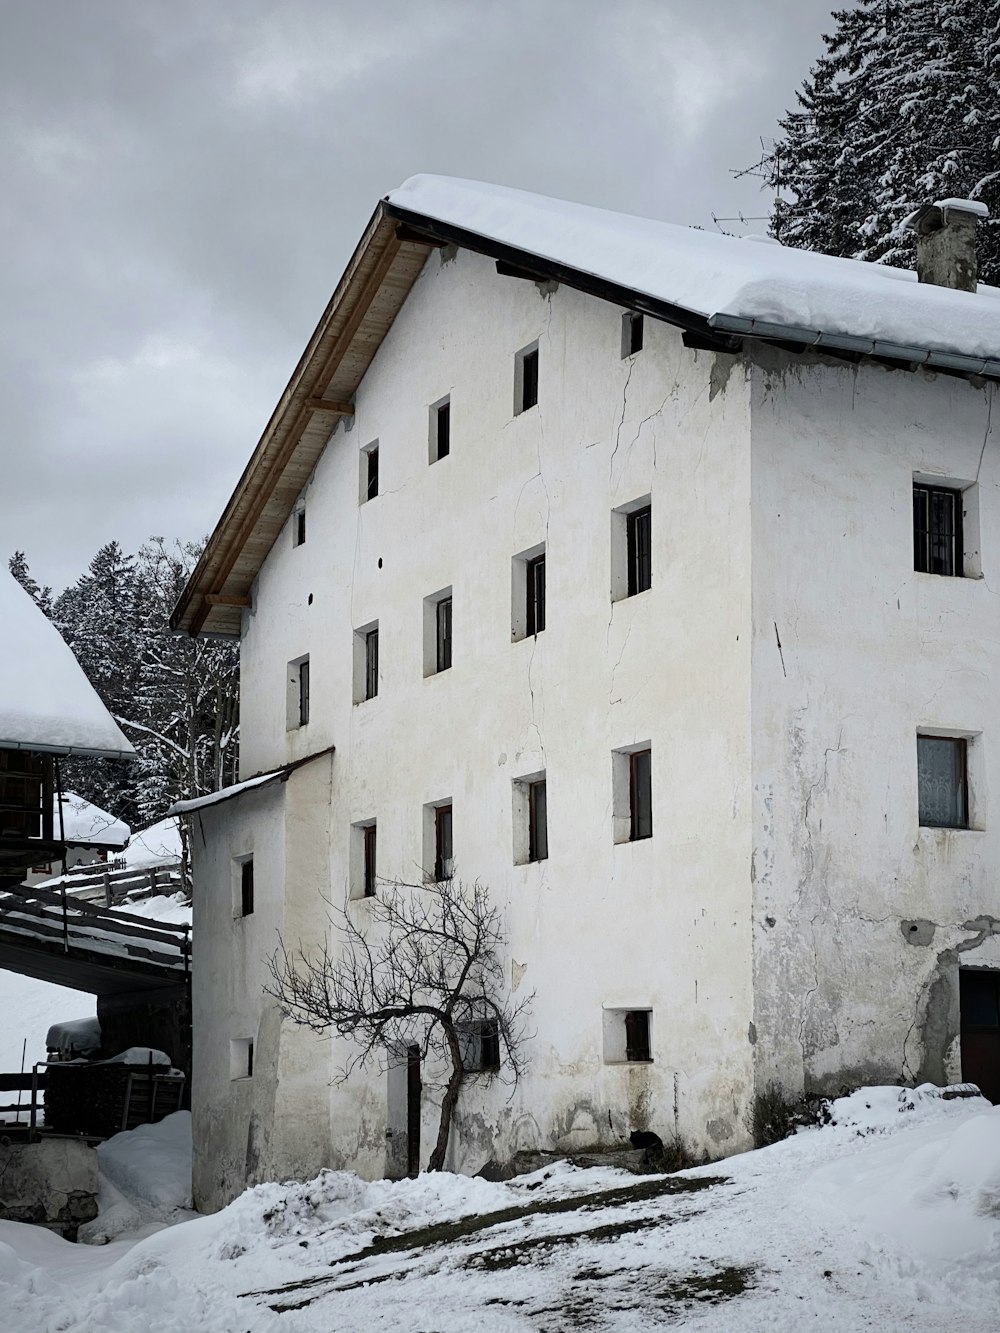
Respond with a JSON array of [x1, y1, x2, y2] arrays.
[[436, 597, 452, 672], [913, 483, 962, 576]]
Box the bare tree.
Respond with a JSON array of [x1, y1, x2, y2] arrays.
[[265, 878, 533, 1172]]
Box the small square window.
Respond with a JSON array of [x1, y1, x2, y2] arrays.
[[363, 823, 377, 897], [353, 621, 379, 704], [513, 771, 548, 865], [365, 627, 379, 700], [913, 483, 962, 577], [437, 598, 452, 672], [424, 589, 453, 676], [622, 312, 644, 357], [240, 858, 254, 916], [528, 779, 548, 862], [630, 749, 652, 841], [526, 555, 546, 636], [424, 801, 454, 882], [515, 343, 539, 415], [349, 819, 377, 899], [230, 1037, 254, 1080], [602, 1007, 652, 1063], [293, 508, 306, 547], [430, 397, 451, 463], [360, 442, 379, 503], [627, 507, 652, 596], [613, 743, 652, 844], [459, 1016, 500, 1072], [287, 655, 310, 729], [511, 543, 545, 642], [917, 734, 968, 828], [611, 496, 652, 602]]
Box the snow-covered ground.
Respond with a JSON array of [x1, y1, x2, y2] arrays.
[[0, 1084, 998, 1332]]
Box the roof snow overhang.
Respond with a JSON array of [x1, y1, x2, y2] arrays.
[[173, 185, 1000, 638]]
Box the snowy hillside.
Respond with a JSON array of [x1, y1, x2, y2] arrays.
[[0, 1084, 997, 1332], [0, 972, 93, 1080]]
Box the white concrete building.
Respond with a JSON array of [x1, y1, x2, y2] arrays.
[[173, 180, 1000, 1211]]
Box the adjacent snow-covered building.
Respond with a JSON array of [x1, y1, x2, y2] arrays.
[[0, 569, 134, 887], [173, 178, 1000, 1210]]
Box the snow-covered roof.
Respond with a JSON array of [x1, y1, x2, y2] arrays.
[[57, 791, 130, 849], [387, 176, 1000, 370], [169, 768, 287, 815], [0, 570, 136, 759], [175, 175, 1000, 640]]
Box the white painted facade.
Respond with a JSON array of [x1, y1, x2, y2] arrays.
[[188, 242, 999, 1211]]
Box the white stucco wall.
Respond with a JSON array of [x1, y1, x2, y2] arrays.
[[748, 350, 1000, 1097], [194, 247, 759, 1206]]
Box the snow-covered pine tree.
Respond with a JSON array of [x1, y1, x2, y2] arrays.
[[771, 0, 1000, 285], [53, 542, 146, 828], [8, 551, 53, 616], [41, 538, 240, 840]]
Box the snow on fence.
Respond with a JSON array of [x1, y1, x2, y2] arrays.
[[48, 861, 183, 908], [0, 881, 191, 974]]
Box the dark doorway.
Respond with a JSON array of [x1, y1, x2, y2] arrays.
[[960, 968, 1000, 1103], [406, 1045, 421, 1178]]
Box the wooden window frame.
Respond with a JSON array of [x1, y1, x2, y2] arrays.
[[298, 658, 310, 727], [528, 778, 548, 863], [363, 823, 377, 898], [622, 311, 644, 357], [624, 1010, 651, 1062], [434, 803, 453, 881], [629, 748, 652, 841], [917, 734, 969, 829], [627, 506, 652, 596], [365, 627, 379, 701], [526, 553, 546, 636], [240, 857, 254, 917], [436, 597, 453, 673]]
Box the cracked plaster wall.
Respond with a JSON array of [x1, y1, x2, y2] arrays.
[[200, 247, 759, 1197], [748, 348, 1000, 1099]]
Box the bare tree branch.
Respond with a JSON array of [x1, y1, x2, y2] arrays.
[[265, 878, 533, 1172]]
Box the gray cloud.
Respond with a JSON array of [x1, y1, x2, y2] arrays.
[[1, 0, 843, 591]]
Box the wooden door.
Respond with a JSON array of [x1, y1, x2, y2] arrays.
[[960, 969, 1000, 1104]]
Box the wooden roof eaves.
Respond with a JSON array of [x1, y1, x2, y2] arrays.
[[171, 204, 434, 637]]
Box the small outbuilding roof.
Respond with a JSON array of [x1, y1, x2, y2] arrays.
[[0, 570, 136, 759], [173, 175, 1000, 639], [57, 792, 130, 850]]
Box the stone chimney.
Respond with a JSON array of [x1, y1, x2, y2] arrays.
[[905, 197, 989, 293]]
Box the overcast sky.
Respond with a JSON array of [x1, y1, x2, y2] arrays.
[[1, 0, 845, 593]]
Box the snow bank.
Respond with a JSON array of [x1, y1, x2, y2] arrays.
[[387, 175, 1000, 364], [812, 1095, 1000, 1274], [120, 892, 191, 927], [0, 568, 135, 758], [95, 1112, 193, 1213]]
